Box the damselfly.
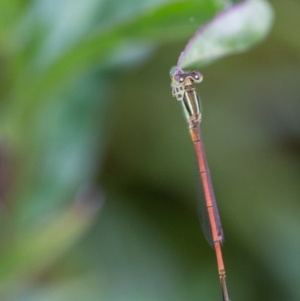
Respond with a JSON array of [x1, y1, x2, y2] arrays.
[[170, 66, 230, 301]]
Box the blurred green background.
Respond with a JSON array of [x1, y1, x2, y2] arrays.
[[0, 0, 300, 300]]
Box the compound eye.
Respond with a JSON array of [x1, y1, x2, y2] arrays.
[[193, 71, 203, 82], [174, 73, 182, 83], [175, 73, 185, 83]]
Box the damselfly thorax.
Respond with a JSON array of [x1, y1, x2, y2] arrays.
[[170, 68, 203, 128]]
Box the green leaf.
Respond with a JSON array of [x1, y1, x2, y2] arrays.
[[178, 0, 274, 68]]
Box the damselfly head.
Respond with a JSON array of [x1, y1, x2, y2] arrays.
[[170, 66, 203, 86]]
